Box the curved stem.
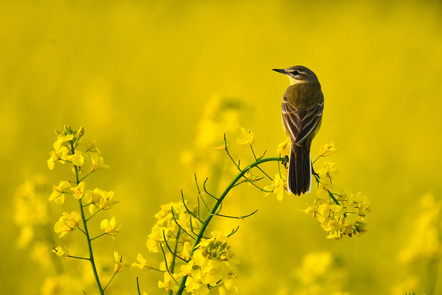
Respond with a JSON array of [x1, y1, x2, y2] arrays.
[[176, 157, 283, 294], [75, 163, 104, 294]]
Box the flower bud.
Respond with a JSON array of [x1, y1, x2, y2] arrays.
[[77, 126, 85, 138]]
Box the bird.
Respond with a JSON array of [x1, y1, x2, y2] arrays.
[[273, 66, 324, 195]]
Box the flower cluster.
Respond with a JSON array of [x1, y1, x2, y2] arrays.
[[266, 139, 370, 239], [146, 201, 201, 254], [145, 201, 199, 292], [48, 126, 119, 240], [47, 125, 109, 172], [145, 193, 242, 295], [304, 190, 370, 239], [181, 232, 238, 295], [47, 125, 121, 294], [307, 142, 369, 239]]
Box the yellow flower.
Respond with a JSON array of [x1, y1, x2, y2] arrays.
[[147, 201, 200, 253], [52, 246, 68, 257], [304, 186, 371, 240], [264, 172, 287, 201], [330, 204, 345, 218], [347, 192, 370, 217], [321, 218, 340, 232], [276, 136, 291, 156], [304, 204, 319, 217], [53, 134, 74, 152], [236, 127, 255, 146], [54, 211, 81, 238], [84, 139, 99, 153], [77, 126, 84, 137], [114, 251, 128, 273], [316, 161, 337, 192], [326, 230, 342, 240], [185, 275, 209, 295], [131, 253, 152, 271], [343, 213, 362, 226], [181, 231, 237, 293], [182, 241, 192, 260], [48, 126, 110, 175], [317, 161, 337, 179], [91, 155, 110, 171], [47, 151, 58, 170], [69, 152, 85, 167], [100, 217, 120, 238], [317, 203, 330, 216], [49, 181, 72, 204], [89, 188, 118, 213], [158, 272, 180, 293], [70, 182, 85, 199], [319, 141, 337, 157], [48, 133, 74, 169]]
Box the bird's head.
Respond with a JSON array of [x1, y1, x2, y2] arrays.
[[273, 66, 319, 85]]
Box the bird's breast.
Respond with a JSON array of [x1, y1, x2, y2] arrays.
[[284, 83, 323, 111]]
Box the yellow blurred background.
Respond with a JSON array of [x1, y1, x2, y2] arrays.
[[1, 0, 442, 294]]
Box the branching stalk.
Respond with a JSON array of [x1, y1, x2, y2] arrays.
[[176, 156, 283, 294]]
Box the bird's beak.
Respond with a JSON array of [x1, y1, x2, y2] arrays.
[[272, 68, 286, 74]]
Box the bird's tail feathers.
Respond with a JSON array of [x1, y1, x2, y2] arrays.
[[287, 146, 312, 195]]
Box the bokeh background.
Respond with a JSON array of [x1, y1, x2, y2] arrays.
[[1, 0, 442, 294]]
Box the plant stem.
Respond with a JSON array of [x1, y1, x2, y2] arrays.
[[170, 228, 181, 273], [75, 165, 104, 295], [176, 157, 283, 294], [67, 254, 90, 261], [103, 271, 117, 292]]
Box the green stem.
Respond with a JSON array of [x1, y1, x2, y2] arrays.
[[167, 230, 181, 295], [79, 169, 95, 182], [136, 277, 141, 295], [176, 157, 283, 294], [312, 154, 322, 164], [170, 228, 181, 273], [67, 254, 90, 261], [86, 208, 102, 222], [76, 166, 104, 295], [313, 174, 340, 205], [103, 271, 117, 292], [90, 232, 108, 242]]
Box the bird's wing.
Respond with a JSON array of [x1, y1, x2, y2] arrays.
[[282, 95, 324, 146]]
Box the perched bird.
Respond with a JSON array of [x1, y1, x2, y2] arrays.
[[273, 66, 324, 195]]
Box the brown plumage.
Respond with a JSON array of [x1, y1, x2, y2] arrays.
[[274, 66, 324, 195]]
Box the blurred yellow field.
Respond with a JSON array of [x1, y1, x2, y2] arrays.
[[1, 1, 441, 294]]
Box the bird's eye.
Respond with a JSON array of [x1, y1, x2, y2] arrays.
[[292, 70, 299, 75]]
